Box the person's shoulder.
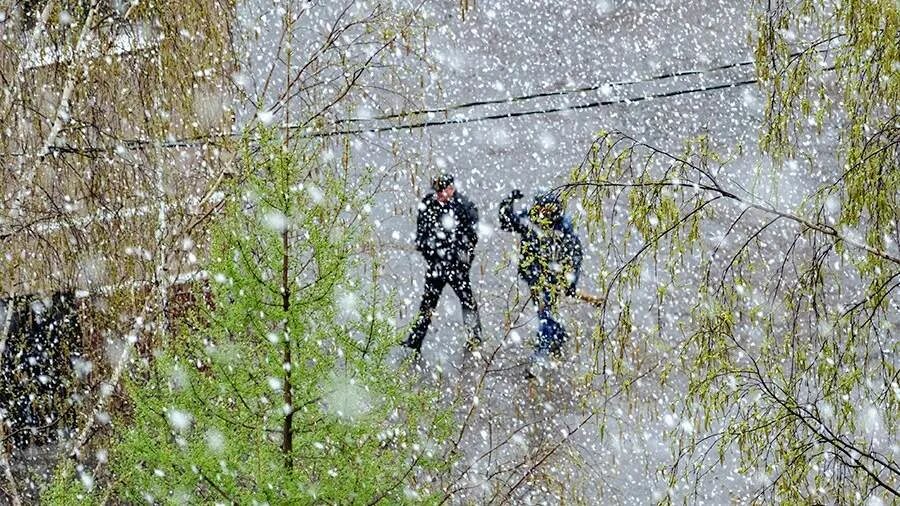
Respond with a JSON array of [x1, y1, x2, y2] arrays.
[[418, 193, 435, 210], [455, 193, 477, 208], [559, 215, 576, 233]]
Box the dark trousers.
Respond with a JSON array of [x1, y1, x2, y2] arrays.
[[407, 261, 482, 349], [532, 287, 568, 360]]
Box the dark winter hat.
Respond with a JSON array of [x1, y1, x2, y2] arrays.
[[532, 192, 561, 212], [431, 173, 454, 191], [530, 192, 563, 224]]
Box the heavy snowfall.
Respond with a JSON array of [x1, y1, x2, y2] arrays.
[[0, 0, 897, 504]]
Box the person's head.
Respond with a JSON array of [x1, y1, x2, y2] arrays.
[[432, 173, 455, 203], [529, 193, 563, 228]]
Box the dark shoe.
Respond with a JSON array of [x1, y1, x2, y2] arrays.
[[523, 366, 546, 386], [524, 358, 547, 383], [401, 336, 422, 352]]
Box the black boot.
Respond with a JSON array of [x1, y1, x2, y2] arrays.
[[401, 333, 423, 353], [462, 307, 483, 351]]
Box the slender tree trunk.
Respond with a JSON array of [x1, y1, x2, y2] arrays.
[[281, 228, 293, 470], [0, 298, 22, 506], [0, 423, 21, 506], [35, 1, 97, 157], [154, 146, 169, 340], [1, 0, 55, 116], [11, 0, 97, 224], [281, 12, 295, 470]]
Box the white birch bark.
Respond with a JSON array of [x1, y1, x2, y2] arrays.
[[0, 299, 22, 506]]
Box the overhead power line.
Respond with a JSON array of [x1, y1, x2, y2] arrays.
[[40, 49, 837, 154], [313, 65, 836, 138], [333, 58, 759, 125], [331, 46, 836, 125], [56, 74, 760, 153], [306, 78, 759, 138]]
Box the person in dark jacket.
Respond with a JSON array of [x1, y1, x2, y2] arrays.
[[403, 174, 483, 353], [499, 190, 582, 374]]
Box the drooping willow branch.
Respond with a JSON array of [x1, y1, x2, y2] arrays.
[[555, 130, 900, 499], [555, 132, 900, 266]]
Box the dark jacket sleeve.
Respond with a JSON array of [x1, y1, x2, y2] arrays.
[[459, 197, 479, 251], [415, 197, 436, 261], [499, 196, 528, 234]]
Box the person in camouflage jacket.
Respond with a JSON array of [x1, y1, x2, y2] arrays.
[[500, 190, 582, 374]]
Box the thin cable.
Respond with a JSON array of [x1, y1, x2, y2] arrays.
[[42, 58, 766, 153], [334, 58, 758, 124], [42, 49, 838, 153], [306, 78, 759, 137], [333, 46, 836, 124], [48, 76, 759, 154]]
